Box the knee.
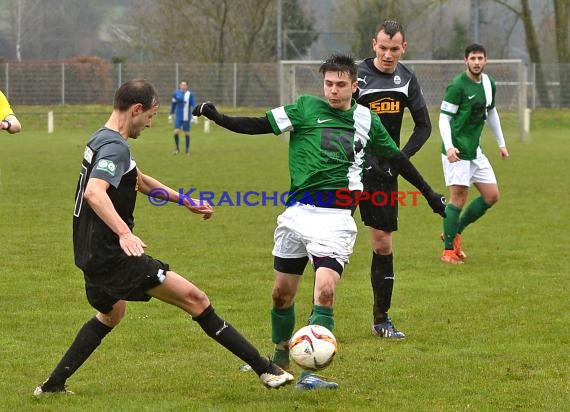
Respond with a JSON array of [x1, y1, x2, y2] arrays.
[[315, 286, 335, 307], [97, 305, 126, 328], [272, 285, 294, 308], [187, 289, 210, 312], [371, 232, 392, 255], [485, 192, 500, 206]]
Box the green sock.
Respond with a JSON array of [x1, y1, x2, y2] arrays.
[[308, 304, 334, 332], [443, 204, 462, 249], [457, 196, 491, 233], [271, 304, 295, 346]]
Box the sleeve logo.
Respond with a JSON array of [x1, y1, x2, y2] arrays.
[[96, 159, 116, 176]]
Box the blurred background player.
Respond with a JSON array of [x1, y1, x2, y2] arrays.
[[168, 80, 196, 156], [439, 43, 509, 264], [0, 89, 22, 134], [355, 20, 431, 339]]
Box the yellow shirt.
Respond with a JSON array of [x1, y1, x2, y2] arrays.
[[0, 91, 14, 120]]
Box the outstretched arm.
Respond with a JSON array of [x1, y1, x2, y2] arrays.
[[193, 102, 273, 135], [388, 152, 447, 217], [137, 169, 213, 220]]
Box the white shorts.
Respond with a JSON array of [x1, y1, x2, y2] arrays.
[[272, 204, 358, 267], [441, 151, 497, 187]]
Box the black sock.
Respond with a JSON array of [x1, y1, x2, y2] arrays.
[[193, 305, 269, 376], [43, 317, 112, 390], [185, 135, 190, 153], [174, 134, 180, 150], [371, 252, 394, 324]]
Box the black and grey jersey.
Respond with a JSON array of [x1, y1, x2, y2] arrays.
[[355, 58, 426, 147], [73, 128, 138, 270]]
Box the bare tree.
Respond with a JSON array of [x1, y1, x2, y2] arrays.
[[553, 0, 569, 106], [493, 0, 552, 107], [7, 0, 42, 61]]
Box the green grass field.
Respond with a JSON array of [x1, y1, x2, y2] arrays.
[[1, 106, 569, 411]]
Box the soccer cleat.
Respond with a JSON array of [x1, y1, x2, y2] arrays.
[[453, 233, 467, 260], [441, 249, 464, 264], [371, 316, 405, 339], [33, 381, 74, 397], [172, 150, 179, 155], [440, 233, 467, 260], [295, 373, 339, 390], [259, 362, 294, 389]]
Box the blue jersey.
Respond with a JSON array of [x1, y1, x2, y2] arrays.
[[170, 89, 196, 123]]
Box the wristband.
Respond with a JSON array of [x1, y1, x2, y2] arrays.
[[2, 120, 11, 131]]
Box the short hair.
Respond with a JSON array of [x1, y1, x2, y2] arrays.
[[376, 20, 405, 42], [319, 53, 357, 82], [465, 43, 487, 58], [114, 79, 159, 112]]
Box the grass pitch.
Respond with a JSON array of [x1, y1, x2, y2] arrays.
[[0, 106, 568, 411]]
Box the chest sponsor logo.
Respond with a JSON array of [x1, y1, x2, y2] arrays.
[[96, 159, 116, 177], [393, 75, 402, 85], [369, 97, 401, 114]]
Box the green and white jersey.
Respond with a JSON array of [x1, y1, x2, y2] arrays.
[[266, 94, 399, 203], [440, 72, 496, 160]]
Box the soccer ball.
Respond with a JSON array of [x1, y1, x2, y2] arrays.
[[288, 325, 337, 371]]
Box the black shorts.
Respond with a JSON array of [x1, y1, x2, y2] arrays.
[[83, 253, 170, 314], [359, 176, 399, 232]]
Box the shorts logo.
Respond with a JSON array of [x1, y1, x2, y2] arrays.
[[96, 159, 116, 176]]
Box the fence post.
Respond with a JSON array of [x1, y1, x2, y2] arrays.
[[61, 63, 65, 105], [118, 62, 122, 88], [233, 63, 237, 108], [4, 63, 9, 98], [48, 111, 54, 133], [518, 61, 528, 141]]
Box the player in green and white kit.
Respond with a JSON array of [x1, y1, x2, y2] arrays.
[[193, 54, 446, 389], [439, 44, 509, 264]]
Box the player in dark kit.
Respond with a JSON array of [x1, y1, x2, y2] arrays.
[[34, 79, 292, 397], [355, 20, 432, 339]]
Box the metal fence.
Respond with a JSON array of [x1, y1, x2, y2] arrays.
[[1, 61, 568, 111]]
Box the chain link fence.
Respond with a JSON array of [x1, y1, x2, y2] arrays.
[[1, 60, 568, 112]]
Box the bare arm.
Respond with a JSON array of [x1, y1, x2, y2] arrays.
[[137, 168, 214, 220], [1, 114, 22, 134], [84, 177, 146, 256]]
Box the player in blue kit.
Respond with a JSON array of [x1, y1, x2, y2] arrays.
[[169, 80, 196, 156]]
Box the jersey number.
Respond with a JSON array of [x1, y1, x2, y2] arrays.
[[321, 129, 354, 161], [73, 165, 88, 217]]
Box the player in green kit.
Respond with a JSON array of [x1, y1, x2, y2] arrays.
[[439, 44, 509, 264], [193, 54, 446, 389]]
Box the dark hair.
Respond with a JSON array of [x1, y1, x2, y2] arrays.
[[319, 53, 357, 82], [465, 43, 487, 58], [114, 79, 159, 111], [376, 20, 405, 42]]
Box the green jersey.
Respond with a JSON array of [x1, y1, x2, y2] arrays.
[[266, 94, 400, 203], [440, 72, 496, 160]]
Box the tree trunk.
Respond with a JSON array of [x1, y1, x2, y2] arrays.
[[554, 0, 570, 107], [520, 0, 552, 107]]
